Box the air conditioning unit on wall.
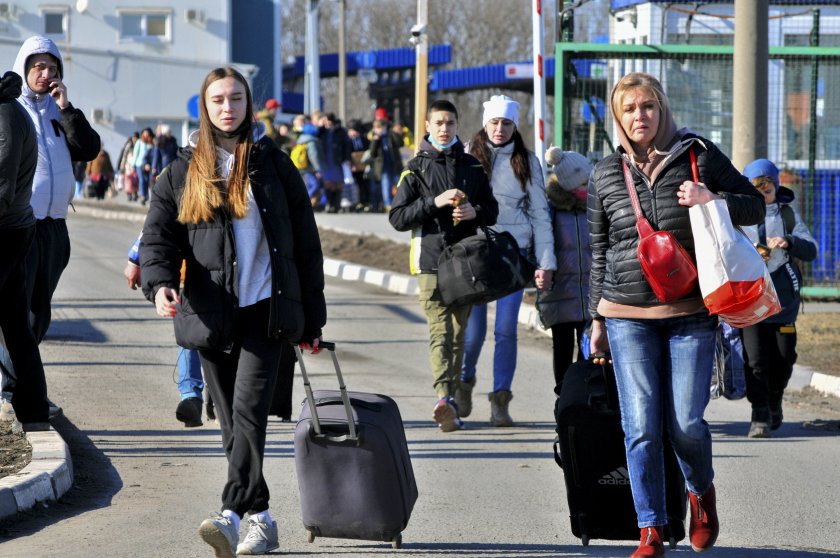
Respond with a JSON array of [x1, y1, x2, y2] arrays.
[[185, 8, 205, 24], [91, 108, 112, 125], [0, 3, 18, 19]]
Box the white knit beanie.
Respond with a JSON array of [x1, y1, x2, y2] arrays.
[[548, 149, 592, 191], [482, 95, 520, 127]]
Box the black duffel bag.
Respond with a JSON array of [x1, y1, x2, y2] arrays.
[[437, 226, 535, 307]]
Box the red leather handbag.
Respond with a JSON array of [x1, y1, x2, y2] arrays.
[[622, 157, 698, 302]]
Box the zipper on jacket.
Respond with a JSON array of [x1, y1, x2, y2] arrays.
[[574, 209, 587, 320], [32, 100, 57, 216]]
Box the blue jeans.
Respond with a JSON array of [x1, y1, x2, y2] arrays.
[[606, 314, 717, 528], [177, 347, 204, 400], [136, 166, 150, 200], [303, 172, 321, 201], [380, 171, 394, 207], [461, 289, 524, 392]]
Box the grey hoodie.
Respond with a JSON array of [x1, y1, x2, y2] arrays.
[[13, 36, 100, 219]]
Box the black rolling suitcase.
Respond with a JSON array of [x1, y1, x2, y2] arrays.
[[293, 342, 418, 549], [553, 359, 687, 548]]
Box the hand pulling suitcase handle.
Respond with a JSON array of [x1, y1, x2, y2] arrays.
[[293, 342, 359, 442]]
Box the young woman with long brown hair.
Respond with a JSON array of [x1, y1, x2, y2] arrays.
[[140, 66, 326, 557], [455, 95, 556, 427]]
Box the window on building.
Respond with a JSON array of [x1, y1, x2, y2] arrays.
[[119, 11, 171, 41], [42, 9, 67, 39]]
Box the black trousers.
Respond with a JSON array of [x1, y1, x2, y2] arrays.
[[741, 321, 798, 411], [550, 320, 586, 392], [268, 342, 295, 420], [198, 300, 282, 517], [24, 218, 71, 344], [1, 226, 49, 423]]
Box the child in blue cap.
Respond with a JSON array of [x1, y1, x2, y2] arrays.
[[740, 159, 818, 438]]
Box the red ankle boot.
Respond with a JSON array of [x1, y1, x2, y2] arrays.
[[631, 526, 665, 558], [689, 484, 719, 552]]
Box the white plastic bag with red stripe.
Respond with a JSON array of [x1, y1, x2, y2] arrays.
[[689, 199, 781, 327]]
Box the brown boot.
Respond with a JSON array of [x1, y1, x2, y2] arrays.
[[453, 377, 476, 418], [689, 484, 719, 552], [488, 390, 513, 427], [631, 526, 665, 558]]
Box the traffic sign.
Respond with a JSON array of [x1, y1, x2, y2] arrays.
[[187, 94, 200, 120], [504, 63, 533, 79], [356, 51, 376, 69], [581, 96, 606, 124]]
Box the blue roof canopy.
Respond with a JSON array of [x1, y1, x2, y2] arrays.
[[612, 0, 836, 8], [283, 44, 452, 80], [430, 58, 607, 93]]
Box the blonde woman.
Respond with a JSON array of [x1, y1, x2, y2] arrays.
[[588, 72, 764, 557], [140, 66, 326, 557]]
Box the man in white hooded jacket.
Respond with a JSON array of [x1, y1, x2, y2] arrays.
[[13, 36, 100, 416]]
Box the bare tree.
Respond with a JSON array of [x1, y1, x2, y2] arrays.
[[280, 0, 610, 147]]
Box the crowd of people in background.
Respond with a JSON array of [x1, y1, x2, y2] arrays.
[[257, 100, 414, 214], [73, 99, 415, 218]]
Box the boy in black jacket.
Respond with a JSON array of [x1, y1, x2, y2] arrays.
[[389, 99, 498, 432]]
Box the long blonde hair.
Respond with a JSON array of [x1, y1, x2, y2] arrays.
[[179, 67, 255, 224]]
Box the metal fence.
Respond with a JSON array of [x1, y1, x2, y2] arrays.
[[554, 21, 840, 293]]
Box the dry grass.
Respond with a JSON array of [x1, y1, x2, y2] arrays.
[[796, 311, 840, 377], [318, 227, 840, 378]]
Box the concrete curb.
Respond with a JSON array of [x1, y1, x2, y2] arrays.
[[0, 426, 73, 521], [322, 255, 831, 399], [75, 200, 833, 399]]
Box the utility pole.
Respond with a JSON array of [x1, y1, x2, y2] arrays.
[[273, 0, 282, 107], [304, 0, 321, 115], [412, 0, 428, 151], [338, 0, 346, 123], [732, 0, 768, 171], [532, 0, 546, 169]]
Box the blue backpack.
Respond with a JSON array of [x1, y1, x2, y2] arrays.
[[711, 320, 747, 400]]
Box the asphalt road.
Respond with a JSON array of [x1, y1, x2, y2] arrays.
[[0, 213, 839, 557]]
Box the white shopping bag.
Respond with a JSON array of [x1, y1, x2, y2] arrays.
[[689, 199, 781, 327]]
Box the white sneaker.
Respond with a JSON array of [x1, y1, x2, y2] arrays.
[[198, 513, 238, 558], [236, 516, 279, 555]]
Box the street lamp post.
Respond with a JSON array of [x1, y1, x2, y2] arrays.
[[304, 0, 321, 115], [412, 0, 428, 152]]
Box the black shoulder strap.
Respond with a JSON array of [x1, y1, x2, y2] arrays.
[[780, 204, 795, 236]]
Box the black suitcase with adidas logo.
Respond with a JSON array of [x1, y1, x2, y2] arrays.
[[553, 359, 687, 547]]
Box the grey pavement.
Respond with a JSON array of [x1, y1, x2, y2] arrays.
[[2, 193, 838, 528]]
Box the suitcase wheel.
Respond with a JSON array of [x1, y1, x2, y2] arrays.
[[306, 529, 315, 544], [391, 534, 402, 549], [580, 534, 589, 547]]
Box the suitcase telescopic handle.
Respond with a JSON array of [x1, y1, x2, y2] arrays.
[[293, 342, 359, 442]]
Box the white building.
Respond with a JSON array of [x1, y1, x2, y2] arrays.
[[608, 0, 840, 164], [0, 1, 259, 158]]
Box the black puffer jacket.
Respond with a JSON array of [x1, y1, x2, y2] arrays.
[[389, 137, 498, 274], [0, 71, 36, 229], [140, 137, 326, 349], [588, 133, 765, 318]]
